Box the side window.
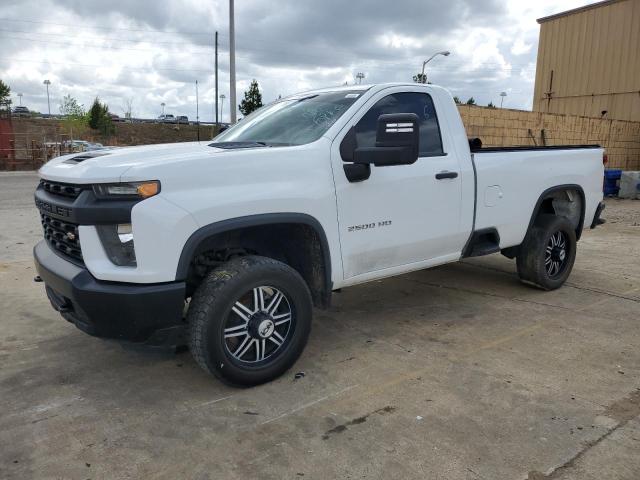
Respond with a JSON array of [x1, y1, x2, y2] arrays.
[[354, 92, 444, 157]]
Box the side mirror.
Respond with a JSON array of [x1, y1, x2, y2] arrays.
[[354, 113, 419, 166]]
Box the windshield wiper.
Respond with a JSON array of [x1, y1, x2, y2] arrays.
[[208, 141, 270, 149], [295, 94, 318, 103]]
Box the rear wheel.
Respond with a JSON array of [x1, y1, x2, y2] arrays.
[[187, 256, 312, 386], [516, 214, 577, 290]]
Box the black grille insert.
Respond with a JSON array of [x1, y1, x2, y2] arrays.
[[40, 212, 83, 262], [40, 180, 88, 199]]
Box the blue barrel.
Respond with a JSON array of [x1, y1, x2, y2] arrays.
[[604, 169, 622, 196]]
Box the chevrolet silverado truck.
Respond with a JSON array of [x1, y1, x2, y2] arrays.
[[33, 83, 606, 386]]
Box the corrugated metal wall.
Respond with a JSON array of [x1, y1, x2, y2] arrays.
[[533, 0, 640, 121]]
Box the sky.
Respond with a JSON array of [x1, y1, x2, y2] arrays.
[[0, 0, 590, 121]]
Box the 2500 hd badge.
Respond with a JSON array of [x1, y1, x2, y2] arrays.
[[348, 220, 392, 232]]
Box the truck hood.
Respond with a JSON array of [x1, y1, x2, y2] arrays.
[[39, 142, 222, 183]]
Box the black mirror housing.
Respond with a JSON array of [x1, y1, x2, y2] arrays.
[[354, 113, 419, 167], [375, 113, 419, 153]]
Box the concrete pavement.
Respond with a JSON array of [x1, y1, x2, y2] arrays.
[[1, 172, 639, 479]]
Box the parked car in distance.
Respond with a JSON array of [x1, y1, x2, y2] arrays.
[[12, 106, 30, 117], [34, 83, 606, 386], [64, 140, 105, 152], [109, 113, 124, 122], [177, 115, 189, 124], [157, 114, 176, 124]]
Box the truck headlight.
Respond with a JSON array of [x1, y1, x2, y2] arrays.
[[96, 223, 136, 266], [93, 181, 160, 199]]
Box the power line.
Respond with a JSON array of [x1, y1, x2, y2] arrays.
[[1, 58, 214, 73], [0, 17, 215, 36], [0, 27, 214, 48], [0, 34, 215, 54]]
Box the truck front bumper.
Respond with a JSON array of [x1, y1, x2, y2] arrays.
[[34, 241, 186, 345]]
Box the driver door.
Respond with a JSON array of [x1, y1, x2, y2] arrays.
[[331, 87, 467, 281]]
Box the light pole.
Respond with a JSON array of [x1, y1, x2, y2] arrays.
[[43, 79, 51, 115], [195, 80, 199, 123], [420, 51, 450, 84], [500, 91, 507, 108], [229, 0, 237, 123], [17, 93, 23, 106], [160, 102, 165, 117], [195, 80, 200, 140], [355, 72, 365, 84], [220, 94, 226, 123]]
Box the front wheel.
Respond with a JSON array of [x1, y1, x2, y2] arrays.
[[187, 256, 312, 386], [516, 214, 577, 290]]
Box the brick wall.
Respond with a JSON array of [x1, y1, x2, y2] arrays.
[[458, 105, 640, 170], [3, 109, 640, 171], [2, 118, 220, 170]]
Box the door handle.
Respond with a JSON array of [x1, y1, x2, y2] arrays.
[[435, 171, 458, 180]]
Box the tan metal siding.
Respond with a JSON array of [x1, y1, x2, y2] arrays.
[[533, 0, 640, 121]]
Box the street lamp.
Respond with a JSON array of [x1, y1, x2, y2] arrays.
[[43, 79, 51, 115], [219, 94, 226, 123], [420, 51, 450, 84], [500, 91, 507, 108]]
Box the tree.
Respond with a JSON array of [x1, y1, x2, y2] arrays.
[[122, 97, 134, 120], [465, 97, 476, 105], [59, 94, 87, 137], [413, 73, 427, 84], [59, 94, 85, 117], [0, 79, 11, 111], [487, 101, 497, 109], [88, 97, 114, 136], [453, 96, 461, 105], [239, 79, 263, 116]]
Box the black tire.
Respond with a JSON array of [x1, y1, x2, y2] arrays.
[[516, 214, 577, 290], [187, 255, 312, 386]]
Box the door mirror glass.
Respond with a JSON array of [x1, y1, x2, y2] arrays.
[[353, 113, 420, 166]]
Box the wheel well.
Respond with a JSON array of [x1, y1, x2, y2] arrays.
[[183, 222, 331, 309], [502, 185, 585, 260], [534, 187, 584, 239]]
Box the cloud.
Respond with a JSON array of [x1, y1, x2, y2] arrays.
[[0, 0, 583, 121], [511, 38, 533, 56]]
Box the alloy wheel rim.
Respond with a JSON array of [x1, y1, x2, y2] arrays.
[[545, 231, 568, 278], [223, 286, 293, 364]]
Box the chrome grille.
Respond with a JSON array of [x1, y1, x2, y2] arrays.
[[40, 212, 83, 262]]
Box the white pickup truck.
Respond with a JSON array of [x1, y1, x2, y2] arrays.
[[34, 83, 605, 385]]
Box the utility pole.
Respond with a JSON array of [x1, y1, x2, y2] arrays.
[[229, 0, 237, 123], [215, 31, 219, 125], [195, 80, 200, 141], [355, 72, 365, 84], [43, 79, 51, 115]]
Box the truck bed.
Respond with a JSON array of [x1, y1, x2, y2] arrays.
[[470, 145, 604, 250]]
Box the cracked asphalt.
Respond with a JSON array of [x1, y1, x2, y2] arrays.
[[1, 171, 639, 479]]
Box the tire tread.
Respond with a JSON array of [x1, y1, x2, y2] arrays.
[[516, 214, 577, 291], [187, 255, 311, 385]]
